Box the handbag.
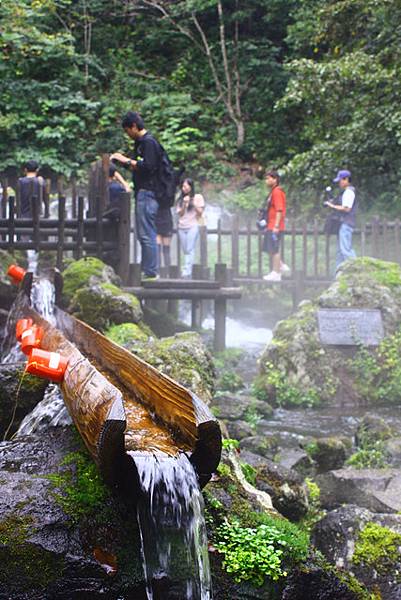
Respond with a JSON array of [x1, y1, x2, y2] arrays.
[[324, 211, 342, 235]]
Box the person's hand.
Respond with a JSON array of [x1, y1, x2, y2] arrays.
[[110, 152, 127, 163], [273, 225, 279, 233]]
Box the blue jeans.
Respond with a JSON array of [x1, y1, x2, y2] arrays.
[[336, 223, 356, 268], [135, 190, 158, 277], [178, 226, 199, 277]]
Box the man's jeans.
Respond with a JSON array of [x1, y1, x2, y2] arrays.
[[336, 223, 356, 269], [135, 190, 158, 277], [178, 226, 199, 277]]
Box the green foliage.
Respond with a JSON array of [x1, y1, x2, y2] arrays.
[[350, 327, 401, 405], [243, 404, 262, 431], [352, 522, 401, 575], [217, 370, 244, 392], [240, 462, 257, 486], [253, 364, 321, 408], [222, 438, 240, 451], [301, 478, 325, 532], [45, 450, 110, 522]]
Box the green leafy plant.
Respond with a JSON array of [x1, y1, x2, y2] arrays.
[[222, 438, 240, 451], [240, 462, 257, 486], [215, 519, 288, 585]]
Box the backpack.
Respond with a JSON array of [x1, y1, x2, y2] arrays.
[[155, 143, 181, 209]]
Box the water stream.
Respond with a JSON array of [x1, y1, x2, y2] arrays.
[[134, 452, 212, 600]]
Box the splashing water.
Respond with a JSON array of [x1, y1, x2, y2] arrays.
[[134, 452, 212, 600], [15, 383, 72, 437], [30, 278, 56, 325]]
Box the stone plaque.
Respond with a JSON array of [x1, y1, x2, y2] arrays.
[[317, 308, 384, 346]]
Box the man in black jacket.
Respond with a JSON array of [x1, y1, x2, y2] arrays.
[[111, 111, 160, 279]]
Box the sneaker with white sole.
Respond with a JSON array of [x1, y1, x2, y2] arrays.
[[263, 271, 282, 282], [280, 262, 291, 274]]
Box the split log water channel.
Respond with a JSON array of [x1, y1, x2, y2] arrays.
[[1, 257, 221, 599]]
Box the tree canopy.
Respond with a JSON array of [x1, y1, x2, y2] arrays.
[[0, 0, 400, 210]]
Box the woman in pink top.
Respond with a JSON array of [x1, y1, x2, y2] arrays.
[[176, 178, 205, 278]]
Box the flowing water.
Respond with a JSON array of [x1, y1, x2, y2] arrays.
[[134, 452, 212, 600]]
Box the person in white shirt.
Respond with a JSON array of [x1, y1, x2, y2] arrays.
[[325, 169, 357, 269]]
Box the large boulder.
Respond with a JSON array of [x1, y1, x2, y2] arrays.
[[312, 504, 401, 599], [255, 258, 401, 408], [317, 467, 401, 513]]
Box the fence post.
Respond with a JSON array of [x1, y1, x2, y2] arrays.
[[167, 265, 179, 317], [214, 263, 227, 352], [76, 196, 84, 259], [231, 215, 239, 277], [191, 264, 203, 329], [8, 197, 15, 253], [56, 196, 66, 270], [395, 219, 401, 265], [199, 225, 208, 269], [246, 221, 251, 277], [118, 192, 131, 284], [32, 195, 40, 252]]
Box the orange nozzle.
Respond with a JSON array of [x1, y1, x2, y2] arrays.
[[7, 264, 26, 284], [26, 348, 68, 383], [16, 318, 34, 342], [20, 325, 43, 356]]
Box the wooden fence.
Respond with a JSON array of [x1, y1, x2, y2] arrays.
[[1, 186, 400, 287]]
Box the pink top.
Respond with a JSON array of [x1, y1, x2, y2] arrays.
[[177, 194, 205, 229]]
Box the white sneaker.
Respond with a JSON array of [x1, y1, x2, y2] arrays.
[[263, 271, 282, 282], [280, 262, 291, 274]]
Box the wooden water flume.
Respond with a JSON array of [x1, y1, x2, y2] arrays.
[[16, 272, 221, 496]]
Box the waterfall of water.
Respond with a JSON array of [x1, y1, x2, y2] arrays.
[[134, 452, 212, 600]]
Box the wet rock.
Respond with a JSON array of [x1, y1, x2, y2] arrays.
[[239, 450, 309, 521], [211, 394, 249, 420], [384, 437, 401, 467], [256, 258, 401, 408], [240, 434, 279, 458], [310, 437, 349, 472], [226, 420, 256, 441], [317, 467, 401, 513], [0, 427, 147, 599], [69, 282, 143, 331], [281, 559, 361, 600], [276, 448, 314, 478], [312, 504, 401, 599], [0, 363, 48, 439]]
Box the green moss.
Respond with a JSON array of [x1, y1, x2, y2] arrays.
[[105, 322, 150, 347], [339, 257, 401, 289], [353, 522, 401, 577], [0, 515, 64, 589], [62, 256, 109, 301], [45, 450, 111, 523]]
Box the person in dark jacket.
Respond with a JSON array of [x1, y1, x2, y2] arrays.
[[325, 169, 357, 269], [111, 111, 161, 279], [104, 164, 130, 221], [17, 160, 45, 217]]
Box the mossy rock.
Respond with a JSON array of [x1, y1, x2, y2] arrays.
[[256, 257, 401, 409], [69, 282, 143, 331], [131, 331, 216, 402], [62, 257, 121, 303]]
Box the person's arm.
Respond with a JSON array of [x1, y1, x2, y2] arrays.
[[176, 195, 190, 216], [326, 188, 355, 213], [194, 194, 205, 217], [114, 172, 131, 193], [110, 152, 137, 170]]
